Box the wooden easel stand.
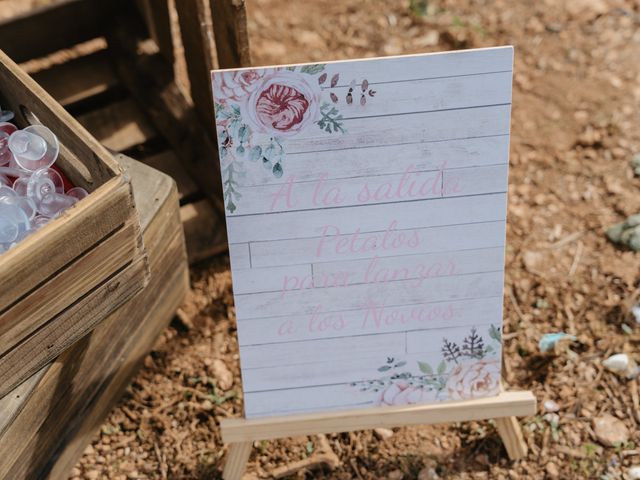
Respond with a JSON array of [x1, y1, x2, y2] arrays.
[[221, 390, 536, 480]]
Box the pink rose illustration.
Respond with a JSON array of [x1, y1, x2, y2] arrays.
[[376, 381, 435, 406], [243, 71, 321, 136], [445, 359, 500, 400], [213, 69, 269, 101]]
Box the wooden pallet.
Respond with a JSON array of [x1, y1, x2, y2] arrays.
[[0, 0, 251, 263]]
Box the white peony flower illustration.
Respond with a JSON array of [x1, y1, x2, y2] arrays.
[[445, 359, 501, 400]]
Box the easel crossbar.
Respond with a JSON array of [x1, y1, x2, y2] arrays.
[[220, 390, 536, 443]]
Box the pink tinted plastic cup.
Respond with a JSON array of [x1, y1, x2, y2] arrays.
[[0, 122, 17, 135]]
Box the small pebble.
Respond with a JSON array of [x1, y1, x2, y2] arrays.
[[374, 427, 394, 440], [544, 400, 560, 412], [628, 466, 640, 480], [387, 469, 404, 480], [602, 353, 639, 379], [632, 305, 640, 325], [418, 466, 439, 480], [545, 462, 560, 479], [593, 413, 630, 447]]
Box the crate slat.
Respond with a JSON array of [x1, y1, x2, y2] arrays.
[[210, 0, 251, 68], [176, 0, 217, 131], [0, 0, 125, 63], [31, 50, 120, 107], [0, 255, 148, 398], [77, 98, 158, 152], [0, 221, 140, 353]]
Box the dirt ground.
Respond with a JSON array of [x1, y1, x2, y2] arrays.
[[6, 0, 640, 478]]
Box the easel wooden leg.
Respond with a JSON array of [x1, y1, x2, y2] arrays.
[[495, 416, 527, 460], [222, 441, 253, 480]]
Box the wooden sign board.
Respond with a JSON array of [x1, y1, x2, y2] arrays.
[[212, 47, 513, 419]]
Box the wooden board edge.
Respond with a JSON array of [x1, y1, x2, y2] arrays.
[[0, 256, 148, 398], [0, 220, 141, 353], [219, 390, 537, 443]]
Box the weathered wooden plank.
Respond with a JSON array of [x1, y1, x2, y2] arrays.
[[231, 246, 504, 295], [312, 247, 505, 289], [231, 264, 312, 295], [0, 222, 139, 355], [143, 150, 199, 200], [319, 71, 512, 117], [0, 255, 148, 398], [0, 366, 46, 437], [31, 50, 120, 107], [180, 199, 228, 263], [0, 157, 188, 480], [283, 105, 511, 154], [229, 242, 249, 268], [243, 339, 500, 392], [137, 0, 174, 63], [76, 99, 158, 152], [175, 0, 217, 131], [0, 0, 124, 63], [209, 0, 251, 68]]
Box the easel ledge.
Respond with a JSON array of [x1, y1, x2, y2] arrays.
[[220, 390, 536, 479]]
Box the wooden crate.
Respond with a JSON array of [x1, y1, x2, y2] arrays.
[[0, 155, 189, 480], [0, 50, 147, 397]]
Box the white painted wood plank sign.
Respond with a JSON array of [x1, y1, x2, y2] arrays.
[[211, 46, 513, 418]]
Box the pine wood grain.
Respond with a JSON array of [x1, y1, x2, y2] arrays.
[[210, 0, 251, 68], [76, 99, 158, 152], [137, 0, 175, 63], [220, 390, 536, 444], [0, 255, 149, 398], [0, 222, 140, 354], [175, 0, 218, 131], [31, 50, 120, 108], [0, 0, 124, 63]]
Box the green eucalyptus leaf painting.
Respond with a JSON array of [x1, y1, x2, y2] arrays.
[[212, 46, 513, 417]]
